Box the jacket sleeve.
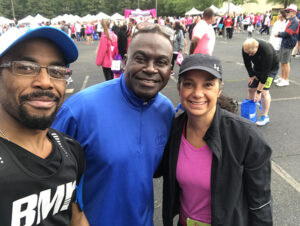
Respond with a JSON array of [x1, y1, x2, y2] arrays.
[[179, 30, 184, 52], [244, 128, 273, 226], [278, 19, 298, 38], [242, 49, 255, 77], [96, 36, 108, 66], [256, 44, 274, 84]]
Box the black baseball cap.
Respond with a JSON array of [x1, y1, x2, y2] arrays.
[[178, 54, 222, 80]]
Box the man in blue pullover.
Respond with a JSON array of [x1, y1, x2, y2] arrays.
[[52, 23, 175, 226], [275, 4, 299, 87]]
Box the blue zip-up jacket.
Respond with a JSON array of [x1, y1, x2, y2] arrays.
[[278, 16, 299, 49], [52, 74, 174, 226]]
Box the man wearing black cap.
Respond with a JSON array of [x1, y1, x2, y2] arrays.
[[0, 27, 88, 225], [162, 54, 272, 226]]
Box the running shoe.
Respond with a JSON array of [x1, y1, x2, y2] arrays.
[[170, 70, 175, 76], [276, 79, 289, 87], [274, 76, 282, 84], [256, 115, 270, 126]]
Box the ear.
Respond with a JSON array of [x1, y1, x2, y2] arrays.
[[218, 82, 224, 97]]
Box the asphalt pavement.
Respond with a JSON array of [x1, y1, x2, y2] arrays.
[[66, 30, 300, 226]]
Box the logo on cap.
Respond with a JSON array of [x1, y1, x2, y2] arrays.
[[214, 64, 220, 72]]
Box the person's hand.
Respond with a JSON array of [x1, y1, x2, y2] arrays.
[[274, 32, 278, 37], [254, 90, 261, 103], [248, 76, 257, 85]]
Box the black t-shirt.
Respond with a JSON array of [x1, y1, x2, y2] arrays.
[[0, 128, 85, 226]]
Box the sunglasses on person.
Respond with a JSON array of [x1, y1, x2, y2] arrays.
[[286, 10, 291, 13], [135, 22, 175, 41], [0, 61, 72, 80]]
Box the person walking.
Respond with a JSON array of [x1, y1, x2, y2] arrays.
[[171, 21, 184, 76], [161, 54, 272, 226], [96, 20, 117, 81], [224, 15, 233, 39]]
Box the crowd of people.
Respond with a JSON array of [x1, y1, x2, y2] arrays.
[[0, 3, 299, 226]]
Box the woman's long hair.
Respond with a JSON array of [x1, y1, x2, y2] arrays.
[[102, 20, 111, 41], [118, 25, 128, 59]]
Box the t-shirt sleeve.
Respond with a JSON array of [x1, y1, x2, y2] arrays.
[[193, 24, 205, 39]]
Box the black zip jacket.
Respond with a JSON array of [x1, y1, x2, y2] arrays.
[[161, 106, 273, 226], [242, 39, 279, 84]]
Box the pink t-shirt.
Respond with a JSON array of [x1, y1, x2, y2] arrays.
[[176, 134, 212, 224], [192, 20, 215, 55]]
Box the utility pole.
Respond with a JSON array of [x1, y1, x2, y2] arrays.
[[156, 0, 157, 18], [11, 0, 16, 20], [227, 0, 230, 15]]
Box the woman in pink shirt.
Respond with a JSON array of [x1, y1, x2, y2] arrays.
[[160, 54, 272, 226], [96, 20, 117, 81]]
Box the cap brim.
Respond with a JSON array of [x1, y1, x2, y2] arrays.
[[179, 65, 222, 79], [0, 26, 78, 65], [285, 8, 297, 12]]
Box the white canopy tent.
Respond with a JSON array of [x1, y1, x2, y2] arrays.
[[111, 13, 124, 20], [219, 2, 243, 14], [185, 7, 203, 16], [81, 14, 96, 22], [209, 5, 222, 14], [0, 16, 14, 25], [18, 15, 35, 25], [51, 14, 81, 24], [95, 12, 111, 20], [33, 14, 50, 24]]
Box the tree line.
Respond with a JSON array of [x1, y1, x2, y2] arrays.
[[0, 0, 296, 20]]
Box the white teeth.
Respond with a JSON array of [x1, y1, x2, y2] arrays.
[[191, 101, 205, 105]]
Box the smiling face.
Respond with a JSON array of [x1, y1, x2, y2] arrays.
[[0, 38, 66, 130], [179, 70, 222, 119], [124, 32, 173, 100]]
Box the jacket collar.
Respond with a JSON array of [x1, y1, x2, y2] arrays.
[[203, 106, 223, 160], [120, 73, 157, 109]]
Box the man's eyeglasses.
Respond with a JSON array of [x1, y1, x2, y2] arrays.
[[135, 22, 175, 41], [0, 61, 71, 80]]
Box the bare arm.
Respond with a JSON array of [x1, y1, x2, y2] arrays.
[[189, 37, 199, 54], [70, 203, 89, 226]]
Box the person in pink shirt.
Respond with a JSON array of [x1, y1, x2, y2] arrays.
[[190, 8, 216, 55], [96, 20, 117, 81], [160, 54, 272, 226]]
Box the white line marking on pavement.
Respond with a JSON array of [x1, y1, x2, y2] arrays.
[[236, 62, 244, 66], [81, 75, 90, 90], [238, 96, 300, 105], [65, 88, 74, 94], [272, 160, 300, 193], [271, 96, 300, 102], [170, 75, 178, 83], [290, 79, 300, 86]]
